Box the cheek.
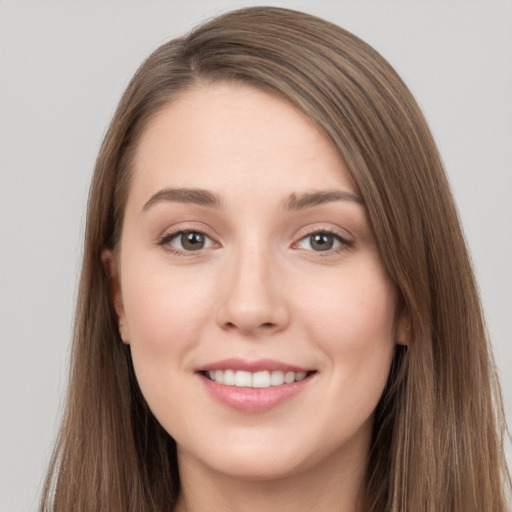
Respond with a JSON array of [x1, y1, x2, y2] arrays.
[[119, 262, 215, 421], [300, 264, 397, 439], [122, 262, 213, 354], [120, 263, 216, 423], [296, 259, 397, 376]]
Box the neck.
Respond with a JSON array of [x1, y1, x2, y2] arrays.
[[174, 441, 368, 512]]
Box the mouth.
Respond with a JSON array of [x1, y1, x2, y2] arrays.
[[199, 369, 315, 388], [195, 359, 317, 413]]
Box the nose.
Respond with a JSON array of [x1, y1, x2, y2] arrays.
[[216, 245, 290, 337]]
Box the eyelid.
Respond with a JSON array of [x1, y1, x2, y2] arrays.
[[292, 223, 354, 241], [157, 223, 221, 255], [291, 225, 354, 254], [156, 222, 354, 256]]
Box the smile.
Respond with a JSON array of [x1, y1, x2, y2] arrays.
[[196, 359, 317, 413], [204, 369, 309, 388]]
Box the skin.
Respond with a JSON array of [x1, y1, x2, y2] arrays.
[[105, 82, 407, 512]]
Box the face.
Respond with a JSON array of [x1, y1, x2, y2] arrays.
[[108, 82, 402, 482]]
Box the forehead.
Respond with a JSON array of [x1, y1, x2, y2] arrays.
[[128, 82, 357, 208]]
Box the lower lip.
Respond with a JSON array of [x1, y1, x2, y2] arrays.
[[198, 373, 314, 413]]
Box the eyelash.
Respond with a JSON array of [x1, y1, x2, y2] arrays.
[[157, 228, 354, 256], [158, 228, 217, 256], [293, 229, 354, 256]]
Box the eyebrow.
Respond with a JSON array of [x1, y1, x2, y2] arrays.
[[142, 187, 363, 212], [285, 190, 363, 210], [143, 188, 223, 211]]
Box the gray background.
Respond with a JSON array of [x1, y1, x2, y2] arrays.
[[1, 1, 510, 510]]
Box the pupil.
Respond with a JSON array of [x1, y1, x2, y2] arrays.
[[182, 232, 205, 250], [311, 233, 333, 251]]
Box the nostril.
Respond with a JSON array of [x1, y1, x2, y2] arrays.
[[222, 320, 276, 331]]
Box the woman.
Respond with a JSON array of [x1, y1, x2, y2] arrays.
[[40, 6, 510, 511]]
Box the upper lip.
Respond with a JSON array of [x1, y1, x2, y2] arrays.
[[196, 358, 314, 373]]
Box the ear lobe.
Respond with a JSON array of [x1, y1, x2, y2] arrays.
[[102, 249, 130, 344]]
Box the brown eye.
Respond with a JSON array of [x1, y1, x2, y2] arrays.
[[161, 230, 216, 252], [181, 232, 206, 250], [295, 231, 350, 253], [310, 233, 334, 251]]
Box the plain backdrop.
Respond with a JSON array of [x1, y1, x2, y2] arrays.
[[1, 1, 511, 510]]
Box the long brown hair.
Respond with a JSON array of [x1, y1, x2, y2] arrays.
[[40, 6, 510, 511]]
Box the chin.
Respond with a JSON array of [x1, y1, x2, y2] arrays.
[[206, 451, 311, 482], [176, 424, 357, 483]]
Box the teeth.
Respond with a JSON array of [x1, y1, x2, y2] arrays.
[[284, 371, 295, 384], [223, 369, 235, 385], [206, 369, 309, 388], [252, 371, 270, 388], [270, 370, 284, 386], [235, 370, 252, 387]]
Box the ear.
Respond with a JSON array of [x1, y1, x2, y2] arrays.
[[395, 313, 411, 347], [102, 249, 130, 344]]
